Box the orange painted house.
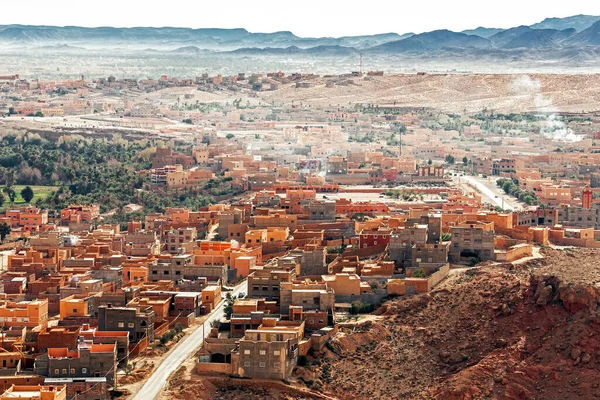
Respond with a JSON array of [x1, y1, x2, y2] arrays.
[[0, 299, 49, 328]]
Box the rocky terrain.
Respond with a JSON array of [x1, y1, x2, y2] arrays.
[[163, 367, 323, 400], [295, 247, 600, 399]]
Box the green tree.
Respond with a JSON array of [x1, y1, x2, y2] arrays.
[[34, 111, 44, 117], [226, 133, 234, 140], [0, 222, 10, 242], [0, 193, 4, 209], [462, 156, 468, 166], [445, 154, 455, 164], [224, 293, 236, 319], [428, 159, 433, 165], [7, 107, 15, 115], [20, 186, 34, 203], [2, 187, 15, 203]]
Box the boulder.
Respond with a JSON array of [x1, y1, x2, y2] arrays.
[[536, 285, 553, 306]]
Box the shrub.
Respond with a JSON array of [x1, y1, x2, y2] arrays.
[[325, 342, 337, 354], [350, 300, 374, 315], [298, 355, 308, 366], [160, 329, 177, 344], [412, 268, 427, 278], [469, 257, 481, 267]]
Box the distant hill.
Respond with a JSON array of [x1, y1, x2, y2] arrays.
[[489, 26, 533, 47], [230, 45, 357, 56], [34, 43, 86, 51], [502, 30, 558, 49], [461, 27, 504, 38], [566, 21, 600, 46], [531, 14, 600, 32], [0, 25, 403, 50], [170, 46, 204, 54], [2, 15, 600, 62], [369, 30, 491, 53], [551, 28, 578, 42]]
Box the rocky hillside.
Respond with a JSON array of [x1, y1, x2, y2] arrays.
[[296, 248, 600, 400]]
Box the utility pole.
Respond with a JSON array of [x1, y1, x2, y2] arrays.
[[145, 326, 149, 357]]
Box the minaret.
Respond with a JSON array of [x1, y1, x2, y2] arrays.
[[582, 186, 592, 209]]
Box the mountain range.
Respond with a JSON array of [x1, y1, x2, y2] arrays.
[[1, 14, 600, 57]]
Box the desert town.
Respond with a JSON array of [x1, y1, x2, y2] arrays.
[[1, 71, 600, 400]]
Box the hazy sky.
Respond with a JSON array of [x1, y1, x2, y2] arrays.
[[4, 1, 600, 37]]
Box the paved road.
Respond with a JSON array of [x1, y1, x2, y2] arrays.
[[133, 281, 247, 400], [459, 175, 518, 211]]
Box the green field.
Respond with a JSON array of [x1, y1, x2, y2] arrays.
[[0, 185, 57, 212]]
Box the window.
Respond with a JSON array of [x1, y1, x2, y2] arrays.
[[73, 308, 77, 313], [70, 368, 76, 374], [118, 322, 125, 328], [259, 362, 266, 368], [244, 362, 251, 367], [128, 322, 135, 328], [259, 350, 266, 355], [54, 369, 59, 374], [244, 350, 251, 355], [82, 368, 87, 373], [62, 369, 67, 374], [274, 350, 281, 356]]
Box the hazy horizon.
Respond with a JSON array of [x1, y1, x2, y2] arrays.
[[2, 1, 600, 37]]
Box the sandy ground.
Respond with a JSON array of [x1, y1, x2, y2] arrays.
[[258, 73, 600, 113]]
